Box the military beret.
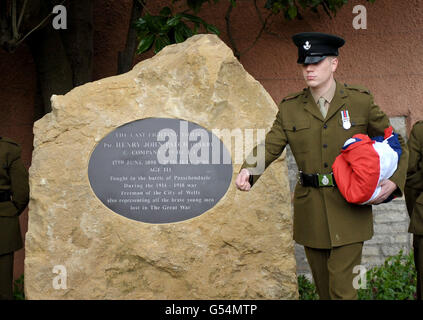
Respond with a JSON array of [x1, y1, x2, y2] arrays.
[[292, 32, 345, 64]]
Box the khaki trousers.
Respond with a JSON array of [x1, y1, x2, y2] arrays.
[[304, 242, 363, 300], [0, 252, 14, 300], [414, 235, 423, 300]]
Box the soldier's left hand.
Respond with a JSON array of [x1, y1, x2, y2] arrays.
[[368, 180, 397, 205]]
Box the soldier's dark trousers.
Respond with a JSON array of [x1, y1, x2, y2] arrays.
[[0, 252, 14, 300], [414, 235, 423, 300], [304, 242, 363, 300]]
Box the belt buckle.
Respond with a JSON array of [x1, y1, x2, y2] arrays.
[[297, 170, 303, 185], [318, 173, 334, 187]]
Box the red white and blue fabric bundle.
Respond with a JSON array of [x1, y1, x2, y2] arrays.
[[332, 126, 402, 205]]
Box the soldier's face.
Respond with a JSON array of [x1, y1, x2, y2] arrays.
[[301, 57, 338, 89]]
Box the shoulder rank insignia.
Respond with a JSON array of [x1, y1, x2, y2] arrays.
[[344, 83, 371, 95], [281, 90, 304, 103]]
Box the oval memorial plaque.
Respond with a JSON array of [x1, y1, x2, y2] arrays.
[[88, 118, 233, 223]]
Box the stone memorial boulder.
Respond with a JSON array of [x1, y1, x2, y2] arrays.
[[25, 34, 297, 299]]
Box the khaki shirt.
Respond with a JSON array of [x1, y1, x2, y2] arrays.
[[310, 79, 337, 117]]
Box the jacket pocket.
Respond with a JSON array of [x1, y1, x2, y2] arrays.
[[295, 184, 310, 199], [411, 194, 423, 233], [337, 116, 368, 130], [0, 201, 18, 217], [284, 120, 310, 153], [337, 116, 368, 146]]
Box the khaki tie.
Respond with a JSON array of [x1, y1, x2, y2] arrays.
[[318, 97, 327, 118]]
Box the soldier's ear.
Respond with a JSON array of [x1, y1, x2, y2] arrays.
[[331, 57, 339, 72]]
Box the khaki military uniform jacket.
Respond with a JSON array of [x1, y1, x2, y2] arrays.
[[0, 137, 29, 254], [242, 81, 408, 249], [405, 121, 423, 235]]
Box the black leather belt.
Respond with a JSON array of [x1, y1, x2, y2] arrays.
[[0, 191, 10, 202], [298, 171, 337, 188]]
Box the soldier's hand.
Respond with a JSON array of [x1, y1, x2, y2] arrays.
[[236, 169, 251, 191], [369, 179, 397, 205]]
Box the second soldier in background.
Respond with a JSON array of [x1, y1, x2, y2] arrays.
[[405, 121, 423, 300], [0, 137, 29, 300]]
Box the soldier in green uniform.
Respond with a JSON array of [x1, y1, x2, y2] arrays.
[[0, 137, 29, 300], [235, 32, 408, 299], [405, 121, 423, 300]]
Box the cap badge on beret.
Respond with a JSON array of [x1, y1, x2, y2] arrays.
[[303, 41, 311, 50]]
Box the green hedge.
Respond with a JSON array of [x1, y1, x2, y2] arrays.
[[298, 250, 417, 300]]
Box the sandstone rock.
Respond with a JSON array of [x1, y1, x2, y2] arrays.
[[25, 34, 297, 299]]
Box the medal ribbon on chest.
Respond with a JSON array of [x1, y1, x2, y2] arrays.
[[341, 110, 351, 130]]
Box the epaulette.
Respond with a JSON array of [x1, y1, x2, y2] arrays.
[[281, 90, 304, 103], [0, 137, 19, 146], [343, 83, 371, 95]]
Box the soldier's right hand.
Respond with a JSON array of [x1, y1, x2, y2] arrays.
[[235, 168, 251, 191]]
